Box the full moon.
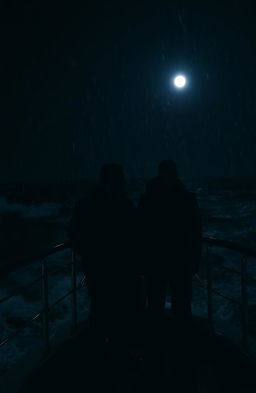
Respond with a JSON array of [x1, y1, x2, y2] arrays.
[[173, 75, 186, 88]]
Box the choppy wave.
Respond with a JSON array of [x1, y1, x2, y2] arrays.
[[0, 197, 62, 219]]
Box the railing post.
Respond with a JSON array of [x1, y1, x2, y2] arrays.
[[42, 259, 50, 354], [241, 255, 249, 352], [71, 251, 78, 332], [206, 246, 214, 332]]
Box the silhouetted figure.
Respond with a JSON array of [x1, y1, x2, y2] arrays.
[[139, 160, 201, 320], [139, 160, 201, 391], [68, 164, 137, 346]]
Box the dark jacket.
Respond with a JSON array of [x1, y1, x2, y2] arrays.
[[68, 185, 135, 276], [139, 177, 202, 275], [68, 186, 141, 327]]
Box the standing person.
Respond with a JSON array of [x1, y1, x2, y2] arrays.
[[68, 164, 137, 345], [139, 160, 202, 322], [139, 160, 201, 392]]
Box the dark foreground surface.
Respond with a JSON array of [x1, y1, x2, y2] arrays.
[[18, 313, 256, 393]]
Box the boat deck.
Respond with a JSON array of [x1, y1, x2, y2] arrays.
[[18, 314, 256, 393]]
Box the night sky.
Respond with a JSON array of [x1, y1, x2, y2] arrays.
[[2, 2, 256, 182]]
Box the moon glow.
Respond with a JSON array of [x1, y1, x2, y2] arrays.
[[173, 75, 186, 88]]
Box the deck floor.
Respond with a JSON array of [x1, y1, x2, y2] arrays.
[[18, 314, 256, 393]]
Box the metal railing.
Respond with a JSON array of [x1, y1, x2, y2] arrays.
[[0, 242, 81, 355], [0, 237, 256, 356], [195, 237, 256, 353]]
